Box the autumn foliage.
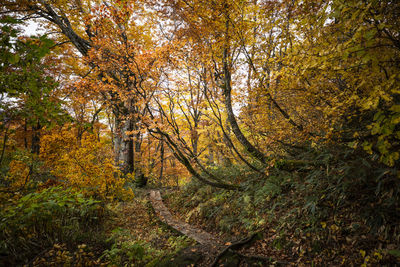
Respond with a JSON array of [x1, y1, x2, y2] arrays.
[[40, 127, 133, 200], [1, 0, 400, 265]]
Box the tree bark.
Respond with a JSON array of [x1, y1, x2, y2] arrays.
[[0, 127, 9, 167], [158, 137, 165, 183], [220, 12, 267, 165], [222, 48, 267, 165], [113, 111, 135, 174], [31, 120, 41, 155]]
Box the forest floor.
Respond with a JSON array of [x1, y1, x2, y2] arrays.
[[113, 188, 281, 266], [3, 167, 399, 266], [104, 189, 200, 266], [109, 188, 278, 266], [148, 189, 223, 266], [159, 172, 400, 267], [148, 189, 222, 246], [102, 150, 400, 267]]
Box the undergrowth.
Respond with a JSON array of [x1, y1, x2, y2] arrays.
[[0, 186, 109, 265], [0, 185, 196, 266], [101, 196, 197, 266], [101, 226, 194, 266], [165, 145, 400, 265]]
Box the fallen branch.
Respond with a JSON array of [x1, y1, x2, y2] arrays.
[[211, 233, 258, 267], [211, 233, 287, 266]]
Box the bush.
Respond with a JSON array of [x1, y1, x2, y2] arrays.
[[40, 129, 134, 201], [1, 149, 55, 191], [0, 186, 107, 265], [100, 226, 195, 266]]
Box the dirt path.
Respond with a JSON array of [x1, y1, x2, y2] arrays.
[[149, 189, 222, 246]]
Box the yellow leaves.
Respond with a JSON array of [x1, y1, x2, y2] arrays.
[[360, 97, 379, 111], [330, 224, 339, 232], [320, 222, 339, 233], [40, 127, 133, 201], [389, 105, 400, 113], [374, 251, 383, 260], [362, 141, 373, 154], [383, 152, 400, 167], [6, 159, 30, 189], [359, 249, 372, 267]]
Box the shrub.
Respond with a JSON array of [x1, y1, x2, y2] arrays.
[[40, 128, 134, 200]]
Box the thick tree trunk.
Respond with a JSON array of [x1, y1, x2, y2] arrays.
[[192, 132, 198, 156], [113, 98, 142, 176], [113, 115, 134, 174], [127, 132, 134, 174], [134, 134, 142, 177], [113, 116, 123, 168]]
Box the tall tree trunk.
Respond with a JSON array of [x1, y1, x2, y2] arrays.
[[134, 133, 142, 177], [31, 120, 41, 155], [0, 126, 9, 167], [127, 133, 134, 174], [221, 12, 267, 165], [113, 100, 138, 175], [192, 129, 198, 156], [118, 119, 135, 174], [113, 115, 123, 167], [24, 119, 28, 149], [222, 48, 267, 164], [159, 137, 165, 184], [113, 114, 134, 174]]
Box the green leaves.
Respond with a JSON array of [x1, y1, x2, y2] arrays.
[[8, 53, 19, 64], [0, 186, 105, 262], [0, 17, 67, 133], [388, 249, 400, 258]]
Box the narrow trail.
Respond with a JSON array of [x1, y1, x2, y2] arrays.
[[148, 189, 222, 246], [147, 189, 274, 266]]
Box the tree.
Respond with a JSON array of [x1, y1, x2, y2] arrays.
[[0, 16, 65, 155], [5, 0, 398, 191], [5, 0, 160, 177]]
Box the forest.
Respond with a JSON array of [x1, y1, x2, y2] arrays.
[[0, 0, 399, 266]]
